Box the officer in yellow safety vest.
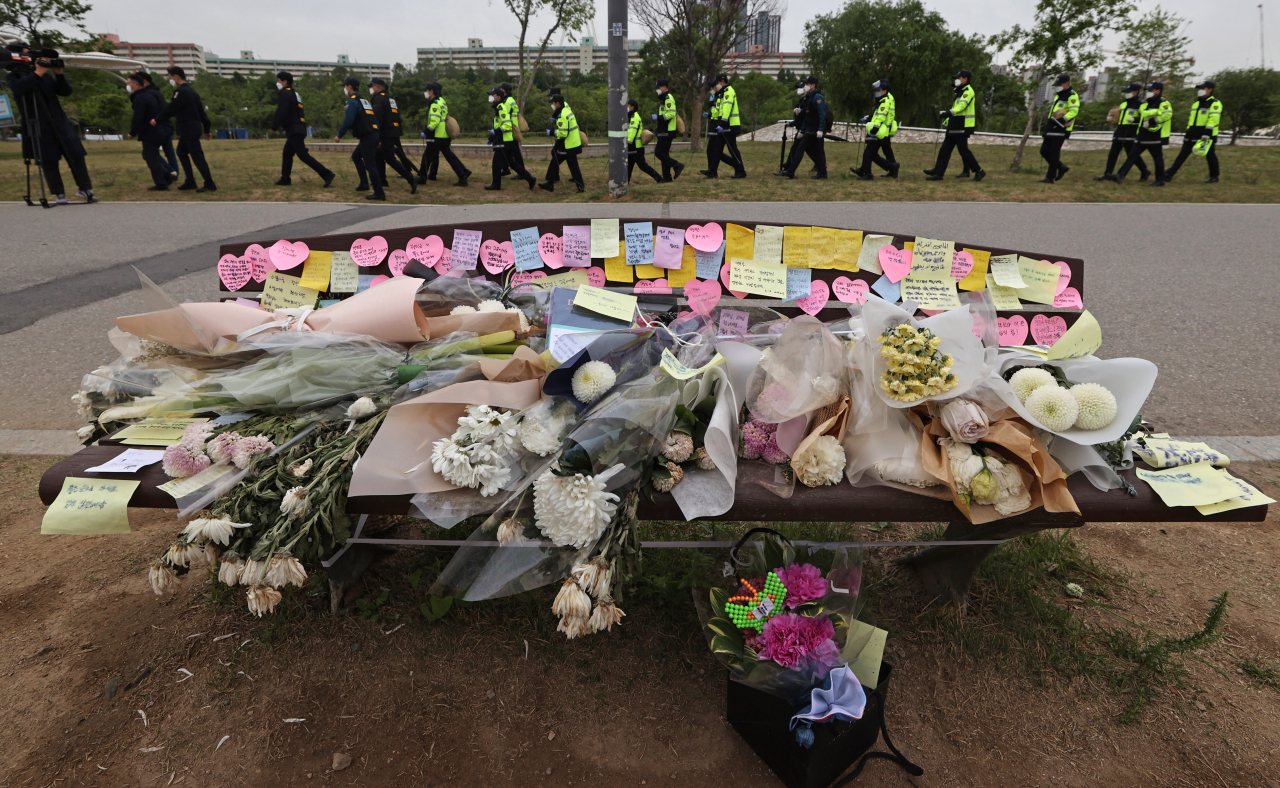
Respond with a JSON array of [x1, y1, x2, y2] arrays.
[[420, 82, 471, 187], [1096, 82, 1151, 181], [652, 79, 685, 181], [1106, 80, 1172, 186], [925, 69, 984, 181], [485, 86, 536, 191], [1165, 80, 1223, 183], [1038, 73, 1080, 183], [852, 78, 900, 179], [625, 99, 662, 183], [702, 73, 746, 179], [538, 93, 585, 193]]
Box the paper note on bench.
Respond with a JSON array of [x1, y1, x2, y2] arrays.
[[1016, 256, 1061, 305], [1195, 469, 1276, 515], [985, 274, 1023, 310], [910, 237, 954, 278], [113, 417, 208, 447], [729, 258, 787, 298], [900, 273, 962, 311], [156, 462, 235, 500], [856, 234, 891, 275], [42, 477, 140, 535], [659, 349, 726, 380], [84, 449, 166, 474], [261, 272, 319, 311], [1137, 461, 1244, 507], [329, 251, 358, 293], [752, 225, 784, 265], [572, 285, 637, 323], [988, 254, 1026, 289], [1046, 310, 1101, 360], [297, 250, 332, 291], [590, 219, 620, 259]]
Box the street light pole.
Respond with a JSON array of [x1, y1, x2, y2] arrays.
[[607, 0, 628, 198]]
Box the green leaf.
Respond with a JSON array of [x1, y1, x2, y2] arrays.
[[705, 617, 741, 639], [710, 587, 729, 618], [420, 595, 454, 623], [710, 634, 746, 661], [407, 569, 422, 591]]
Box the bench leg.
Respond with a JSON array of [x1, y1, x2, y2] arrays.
[[895, 521, 1044, 608], [321, 516, 397, 613]]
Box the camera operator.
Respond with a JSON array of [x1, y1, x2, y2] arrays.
[[126, 71, 175, 190], [4, 43, 97, 204]]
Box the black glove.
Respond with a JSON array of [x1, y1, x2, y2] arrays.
[[940, 109, 953, 118], [868, 126, 879, 137]]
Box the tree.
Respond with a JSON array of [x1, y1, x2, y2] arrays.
[[982, 72, 1027, 132], [0, 0, 92, 48], [1211, 67, 1280, 143], [730, 70, 793, 132], [804, 0, 992, 129], [1114, 7, 1193, 87], [632, 0, 782, 150], [506, 0, 594, 112], [990, 0, 1136, 170]]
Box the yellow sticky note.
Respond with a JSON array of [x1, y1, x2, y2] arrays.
[[729, 258, 787, 298], [958, 248, 990, 291], [1016, 256, 1061, 305], [113, 417, 209, 446], [857, 234, 891, 275], [157, 463, 235, 500], [753, 225, 784, 264], [669, 245, 698, 288], [904, 241, 914, 252], [726, 223, 754, 263], [1134, 438, 1229, 469], [1046, 309, 1102, 360], [660, 349, 726, 380], [1195, 469, 1276, 515], [329, 250, 359, 293], [783, 225, 813, 268], [603, 241, 633, 284], [911, 237, 954, 278], [1137, 462, 1246, 508], [590, 218, 620, 259], [42, 477, 140, 535], [262, 272, 319, 311], [830, 228, 863, 272], [989, 254, 1026, 289], [842, 619, 887, 690], [528, 269, 589, 290], [809, 226, 838, 269], [297, 250, 332, 291], [572, 285, 637, 323], [985, 274, 1023, 310], [901, 275, 962, 310]]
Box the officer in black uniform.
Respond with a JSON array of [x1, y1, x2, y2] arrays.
[[126, 71, 173, 190], [155, 66, 215, 192], [270, 71, 335, 187], [775, 76, 826, 179], [138, 72, 179, 182], [368, 77, 418, 187], [335, 76, 398, 200], [1096, 83, 1150, 182]]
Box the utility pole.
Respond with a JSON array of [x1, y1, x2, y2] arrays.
[[1261, 5, 1267, 69], [607, 0, 628, 198]]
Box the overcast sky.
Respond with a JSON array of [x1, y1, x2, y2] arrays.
[[82, 0, 1272, 77]]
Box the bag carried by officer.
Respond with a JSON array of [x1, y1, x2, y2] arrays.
[[1106, 106, 1120, 125], [641, 129, 655, 145], [1192, 137, 1213, 157], [676, 115, 686, 134], [446, 116, 461, 139], [518, 114, 529, 133]]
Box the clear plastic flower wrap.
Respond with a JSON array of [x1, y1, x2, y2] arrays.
[[744, 316, 848, 425]]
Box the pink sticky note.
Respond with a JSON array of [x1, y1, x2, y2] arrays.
[[268, 239, 309, 271], [244, 243, 272, 282], [1030, 314, 1067, 345], [951, 250, 975, 280], [653, 227, 685, 269], [878, 246, 912, 283], [795, 279, 830, 316], [1046, 260, 1071, 294], [481, 239, 515, 275], [971, 311, 988, 341], [831, 276, 869, 305], [719, 309, 749, 336], [562, 226, 592, 268], [451, 229, 483, 270], [538, 233, 564, 269], [433, 247, 454, 274], [370, 275, 391, 288], [584, 267, 607, 288], [407, 235, 445, 267], [634, 278, 672, 295], [388, 249, 410, 277], [684, 278, 722, 315], [720, 261, 748, 298], [218, 254, 252, 291], [684, 223, 724, 253], [1054, 287, 1083, 309], [234, 297, 260, 309], [997, 315, 1029, 346], [512, 270, 547, 292], [350, 236, 389, 267]]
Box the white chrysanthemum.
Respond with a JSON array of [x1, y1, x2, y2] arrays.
[[572, 557, 612, 599], [218, 554, 243, 586], [246, 585, 282, 617], [206, 432, 239, 464], [72, 391, 94, 419], [182, 516, 246, 546], [149, 561, 178, 596], [289, 458, 313, 478], [199, 542, 221, 568], [571, 361, 616, 404], [181, 422, 214, 451], [507, 305, 531, 334], [280, 486, 312, 519], [346, 396, 377, 420], [661, 433, 694, 463], [652, 461, 684, 493], [476, 300, 507, 313], [449, 305, 477, 315], [792, 436, 847, 488], [265, 554, 307, 589], [165, 540, 200, 568], [588, 597, 625, 632], [239, 558, 268, 586], [1010, 368, 1057, 404], [552, 577, 592, 619], [77, 424, 96, 440], [496, 518, 531, 546], [533, 464, 623, 548], [1065, 582, 1085, 598], [517, 415, 563, 456], [1070, 383, 1118, 430], [1025, 385, 1079, 432], [455, 405, 514, 445], [694, 447, 716, 471], [556, 614, 592, 639]]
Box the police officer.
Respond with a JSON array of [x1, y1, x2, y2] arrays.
[[334, 76, 397, 200], [368, 78, 418, 188], [1165, 80, 1222, 184], [925, 70, 984, 181], [1105, 81, 1172, 186], [421, 81, 471, 186], [625, 99, 661, 183], [652, 79, 684, 181], [703, 73, 746, 179], [499, 82, 523, 179], [776, 76, 826, 179], [852, 79, 899, 179], [155, 66, 215, 192], [1038, 73, 1079, 183], [126, 72, 174, 190], [138, 72, 180, 182], [271, 71, 334, 187], [486, 86, 536, 191], [1095, 83, 1150, 182], [539, 93, 584, 192], [5, 44, 96, 203]]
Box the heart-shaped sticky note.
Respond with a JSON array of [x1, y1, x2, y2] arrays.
[[951, 250, 975, 280], [433, 248, 454, 274], [218, 254, 252, 291], [796, 279, 830, 316], [269, 239, 309, 271], [919, 309, 945, 316], [586, 267, 606, 288], [388, 249, 410, 277], [684, 223, 724, 253], [1047, 260, 1071, 295], [350, 236, 389, 267], [719, 262, 747, 298], [997, 315, 1029, 346], [1054, 287, 1083, 309], [831, 276, 869, 305], [634, 279, 672, 295], [481, 239, 515, 275], [684, 278, 722, 315], [370, 275, 391, 288], [1030, 314, 1068, 345], [511, 270, 548, 292], [971, 311, 988, 341], [878, 246, 912, 283], [244, 243, 272, 282], [539, 233, 564, 269], [406, 235, 445, 267]]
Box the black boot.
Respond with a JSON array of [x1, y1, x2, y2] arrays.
[[973, 170, 986, 182], [1205, 176, 1219, 183], [177, 180, 197, 191], [538, 181, 554, 192], [197, 183, 217, 193], [955, 170, 971, 178], [672, 162, 685, 180], [1055, 165, 1070, 181], [275, 177, 292, 186], [322, 172, 336, 188], [484, 182, 502, 191]]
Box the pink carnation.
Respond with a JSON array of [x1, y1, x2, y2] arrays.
[[775, 563, 827, 608], [206, 431, 240, 464], [230, 435, 275, 469], [162, 442, 211, 479], [761, 435, 790, 465], [756, 613, 836, 669]]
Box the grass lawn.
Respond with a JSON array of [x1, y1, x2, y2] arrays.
[[2, 138, 1276, 205]]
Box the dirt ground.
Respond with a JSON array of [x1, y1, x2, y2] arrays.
[[3, 454, 1279, 788]]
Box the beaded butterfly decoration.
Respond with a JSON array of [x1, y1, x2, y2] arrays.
[[725, 571, 788, 632]]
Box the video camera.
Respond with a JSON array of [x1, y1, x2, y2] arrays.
[[3, 44, 63, 76]]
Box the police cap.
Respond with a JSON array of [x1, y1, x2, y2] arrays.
[[715, 72, 729, 84], [1145, 80, 1164, 92], [370, 77, 387, 88], [654, 78, 669, 88], [953, 69, 972, 80], [489, 86, 505, 97], [1195, 80, 1215, 89], [343, 76, 361, 89], [804, 75, 818, 86], [1125, 82, 1143, 93], [549, 93, 564, 104], [872, 79, 890, 91], [1052, 73, 1070, 86], [501, 82, 514, 93], [426, 81, 442, 94]]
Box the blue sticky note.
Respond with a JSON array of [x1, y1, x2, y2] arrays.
[[624, 222, 654, 266], [511, 226, 542, 271], [357, 275, 377, 294], [786, 268, 812, 302], [695, 241, 725, 280], [318, 299, 341, 307], [871, 274, 900, 303]]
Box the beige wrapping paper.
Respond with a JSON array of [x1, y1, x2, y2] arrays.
[[348, 347, 547, 497]]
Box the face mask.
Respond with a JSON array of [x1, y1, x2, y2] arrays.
[[1123, 92, 1133, 99], [126, 84, 134, 93], [796, 87, 805, 96], [488, 95, 496, 104], [1197, 89, 1207, 97], [277, 82, 285, 90], [954, 79, 962, 87], [168, 78, 177, 87], [1144, 91, 1156, 99]]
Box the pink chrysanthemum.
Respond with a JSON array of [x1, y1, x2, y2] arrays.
[[761, 436, 790, 465], [775, 563, 827, 608], [740, 420, 775, 460], [756, 613, 836, 669], [230, 435, 275, 470], [206, 431, 240, 464], [181, 422, 213, 448], [162, 442, 211, 478]]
